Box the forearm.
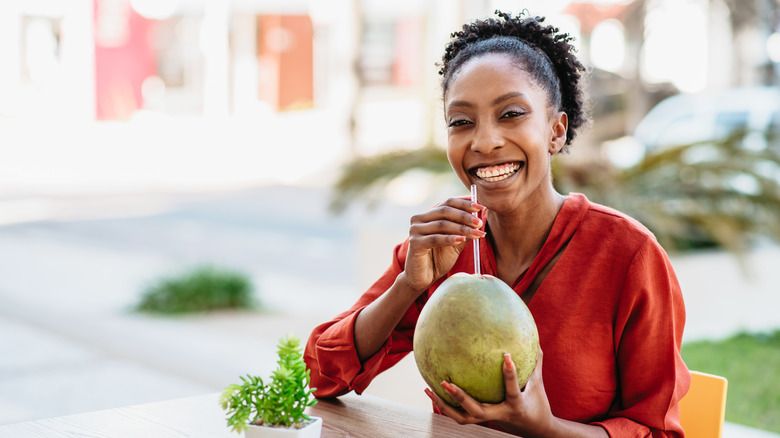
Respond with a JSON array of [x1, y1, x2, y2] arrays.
[[546, 418, 608, 438], [354, 272, 423, 362], [497, 417, 609, 438]]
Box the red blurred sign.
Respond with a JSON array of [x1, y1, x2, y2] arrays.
[[257, 14, 314, 111], [93, 0, 155, 120]]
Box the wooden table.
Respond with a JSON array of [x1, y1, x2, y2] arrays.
[[0, 393, 515, 437]]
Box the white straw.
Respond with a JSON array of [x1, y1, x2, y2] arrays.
[[470, 184, 481, 276]]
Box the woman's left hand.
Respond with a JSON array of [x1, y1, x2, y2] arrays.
[[425, 350, 555, 437]]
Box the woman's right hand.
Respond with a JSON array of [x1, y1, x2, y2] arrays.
[[352, 196, 486, 362], [402, 197, 486, 292]]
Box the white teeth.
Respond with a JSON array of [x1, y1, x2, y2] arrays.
[[475, 162, 521, 182]]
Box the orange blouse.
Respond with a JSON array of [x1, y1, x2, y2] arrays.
[[305, 193, 690, 437]]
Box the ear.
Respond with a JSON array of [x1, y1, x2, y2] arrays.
[[548, 111, 568, 154]]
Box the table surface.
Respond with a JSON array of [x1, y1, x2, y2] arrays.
[[0, 392, 515, 437]]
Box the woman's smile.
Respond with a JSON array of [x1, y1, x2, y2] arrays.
[[471, 161, 524, 182]]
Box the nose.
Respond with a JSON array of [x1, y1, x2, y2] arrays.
[[471, 120, 504, 154]]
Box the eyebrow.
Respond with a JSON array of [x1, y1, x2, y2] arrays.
[[446, 92, 530, 112]]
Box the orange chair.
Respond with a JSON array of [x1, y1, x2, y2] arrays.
[[679, 371, 728, 438]]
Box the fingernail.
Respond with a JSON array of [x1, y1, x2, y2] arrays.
[[471, 229, 487, 237], [504, 353, 515, 370], [454, 236, 466, 243], [424, 388, 436, 402], [471, 202, 485, 211], [441, 381, 457, 395], [472, 216, 482, 226]]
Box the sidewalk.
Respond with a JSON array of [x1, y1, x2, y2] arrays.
[[0, 187, 779, 437]]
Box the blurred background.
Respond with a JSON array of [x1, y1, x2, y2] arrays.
[[1, 0, 779, 436]]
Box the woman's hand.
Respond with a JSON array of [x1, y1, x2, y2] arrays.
[[403, 197, 485, 292], [425, 351, 555, 437], [353, 196, 485, 362]]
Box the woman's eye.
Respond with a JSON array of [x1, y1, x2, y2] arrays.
[[501, 110, 524, 119], [448, 119, 471, 127]]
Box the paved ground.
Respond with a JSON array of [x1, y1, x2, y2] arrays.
[[0, 186, 778, 437]]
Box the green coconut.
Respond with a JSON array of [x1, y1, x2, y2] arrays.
[[413, 273, 539, 407]]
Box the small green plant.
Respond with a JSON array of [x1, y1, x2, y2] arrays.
[[136, 264, 256, 314], [220, 334, 318, 433]]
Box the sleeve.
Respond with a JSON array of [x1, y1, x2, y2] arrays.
[[592, 237, 691, 438], [303, 240, 425, 398]]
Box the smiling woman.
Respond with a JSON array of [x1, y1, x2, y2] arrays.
[[305, 10, 689, 438]]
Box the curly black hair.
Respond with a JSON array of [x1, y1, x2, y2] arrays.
[[440, 10, 588, 149]]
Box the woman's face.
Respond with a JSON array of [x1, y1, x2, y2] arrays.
[[444, 53, 567, 213]]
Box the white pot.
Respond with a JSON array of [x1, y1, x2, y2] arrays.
[[244, 417, 322, 438]]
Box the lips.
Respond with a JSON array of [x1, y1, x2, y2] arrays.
[[473, 162, 523, 182]]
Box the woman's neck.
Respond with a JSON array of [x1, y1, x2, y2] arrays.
[[486, 188, 566, 284]]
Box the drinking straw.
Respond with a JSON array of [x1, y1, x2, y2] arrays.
[[471, 184, 481, 276]]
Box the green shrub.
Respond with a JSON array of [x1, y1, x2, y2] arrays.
[[136, 265, 256, 314], [682, 330, 780, 433]]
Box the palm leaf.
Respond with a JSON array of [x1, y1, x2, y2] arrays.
[[331, 131, 780, 254], [328, 145, 452, 213], [556, 130, 780, 253]]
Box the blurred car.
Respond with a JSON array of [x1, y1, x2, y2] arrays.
[[633, 86, 780, 151]]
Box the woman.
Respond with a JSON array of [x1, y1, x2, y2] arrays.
[[304, 10, 689, 437]]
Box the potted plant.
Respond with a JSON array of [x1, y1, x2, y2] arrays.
[[220, 334, 321, 437]]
